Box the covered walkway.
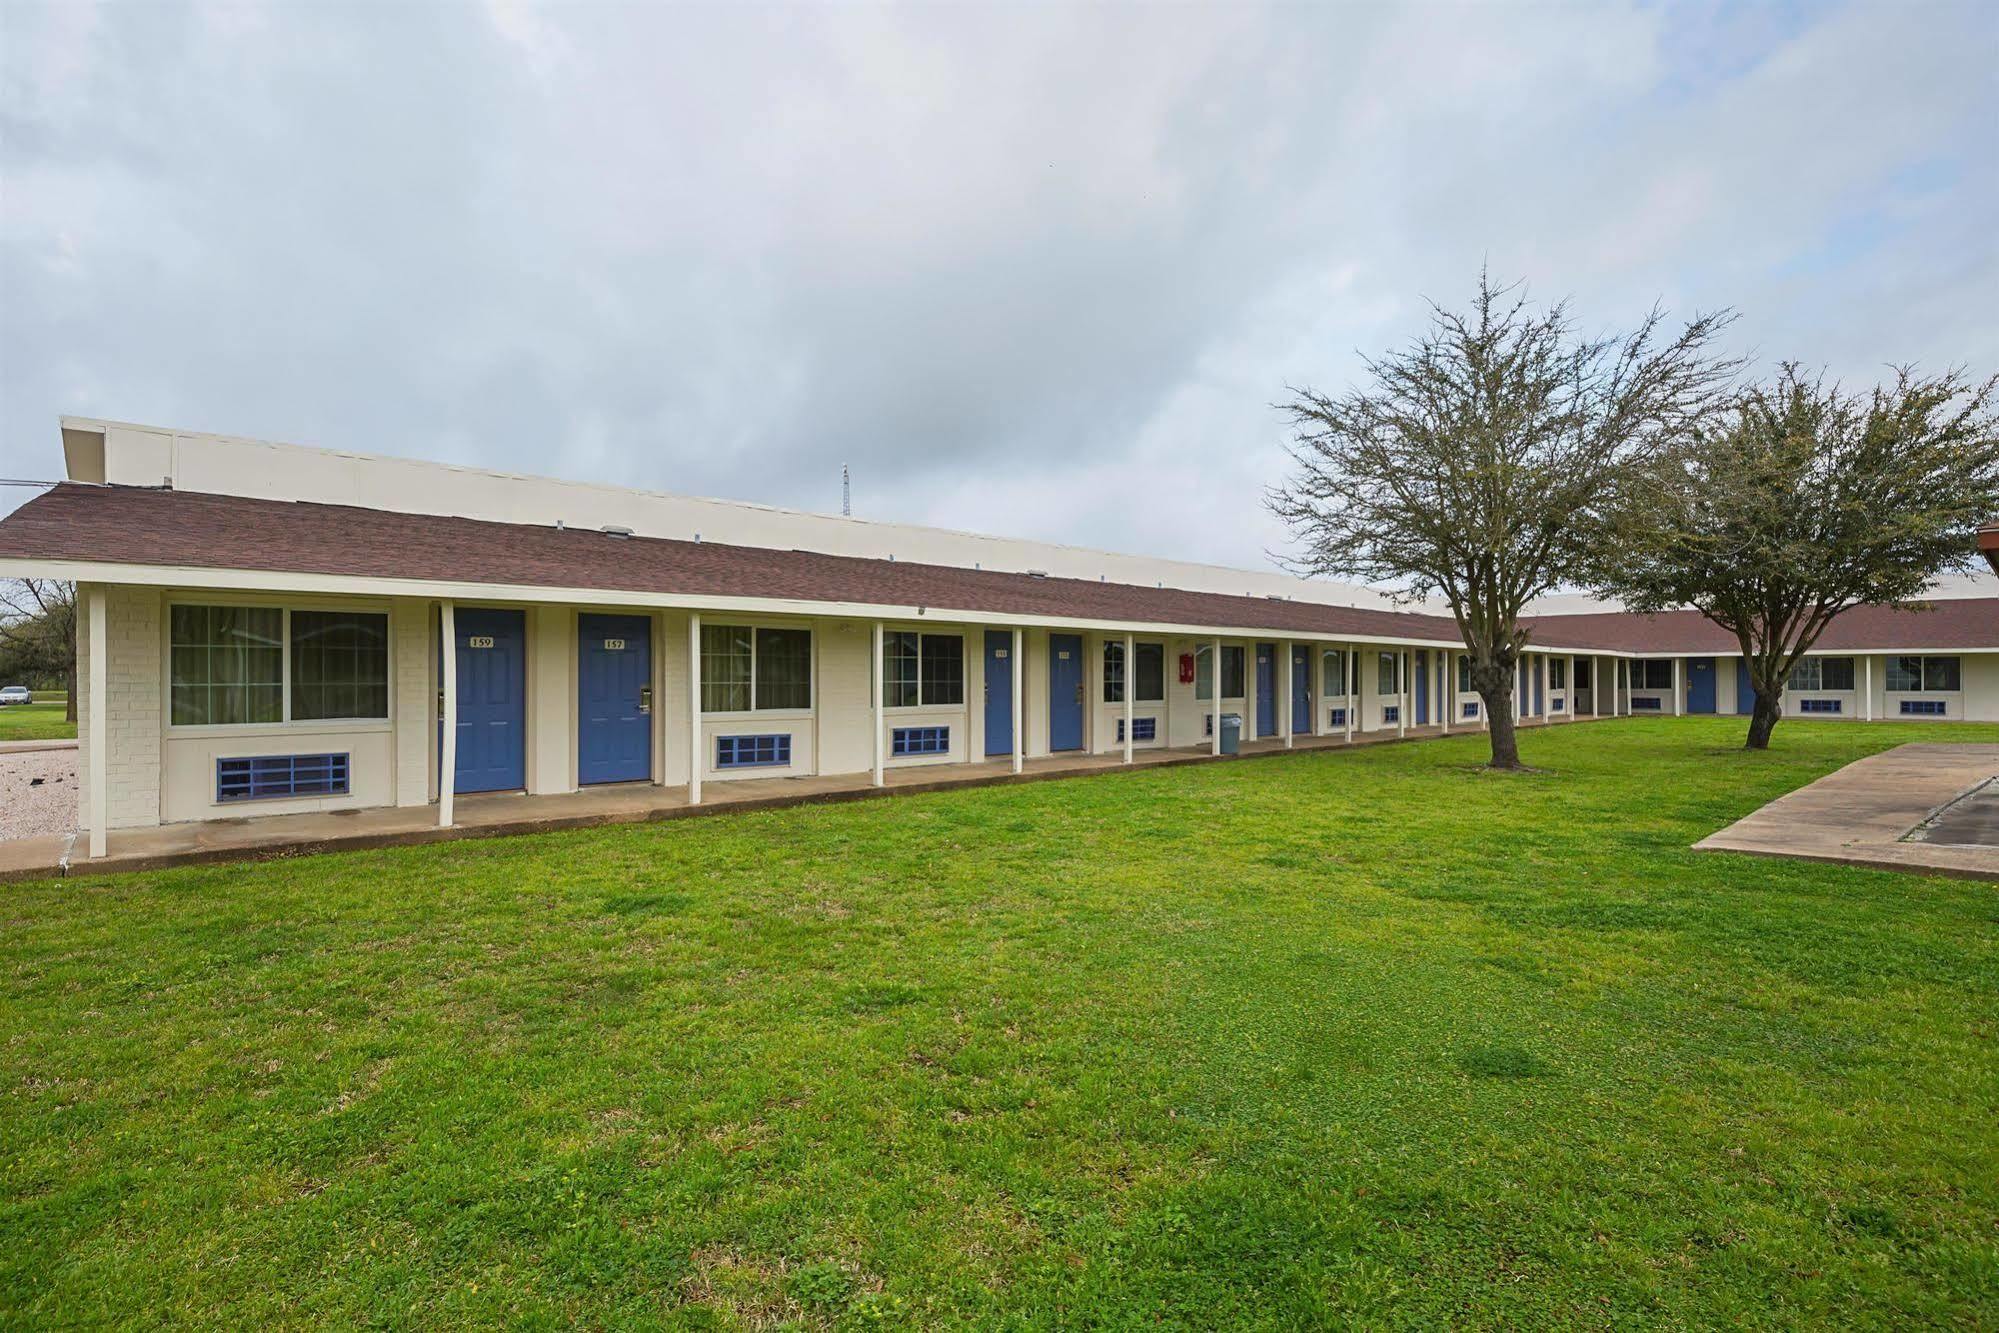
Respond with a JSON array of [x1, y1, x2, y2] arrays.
[[0, 718, 1602, 882]]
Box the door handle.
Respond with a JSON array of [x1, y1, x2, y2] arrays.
[[638, 685, 653, 715], [437, 687, 446, 718]]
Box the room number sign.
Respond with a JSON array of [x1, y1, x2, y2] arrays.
[[468, 635, 495, 648], [604, 638, 626, 650]]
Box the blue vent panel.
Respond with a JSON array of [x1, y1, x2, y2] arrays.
[[892, 725, 949, 756], [716, 734, 791, 768], [1631, 697, 1662, 711], [1799, 698, 1842, 714], [1328, 707, 1347, 727], [1461, 702, 1479, 718], [1899, 699, 1946, 716], [216, 753, 349, 803], [1115, 717, 1158, 743], [1382, 706, 1400, 724]]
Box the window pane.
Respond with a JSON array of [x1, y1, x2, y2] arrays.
[[751, 628, 811, 710], [1550, 659, 1567, 689], [1222, 647, 1244, 698], [920, 634, 964, 706], [1791, 658, 1821, 691], [169, 605, 282, 725], [701, 624, 752, 712], [1456, 654, 1471, 693], [1324, 650, 1347, 696], [290, 611, 389, 721], [1885, 656, 1922, 692], [1377, 652, 1397, 695], [883, 630, 919, 708], [1134, 643, 1164, 702], [1102, 642, 1124, 704], [1195, 645, 1213, 701], [1924, 656, 1961, 692], [1821, 657, 1854, 691]]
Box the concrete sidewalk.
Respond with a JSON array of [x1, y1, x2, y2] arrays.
[[1695, 743, 1999, 882]]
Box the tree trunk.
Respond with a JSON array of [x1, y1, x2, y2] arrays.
[[1744, 693, 1782, 750], [1480, 687, 1523, 769]]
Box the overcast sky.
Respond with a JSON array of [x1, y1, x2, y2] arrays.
[[3, 1, 1995, 571]]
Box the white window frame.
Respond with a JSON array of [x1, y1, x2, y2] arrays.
[[702, 618, 817, 718], [163, 594, 396, 735]]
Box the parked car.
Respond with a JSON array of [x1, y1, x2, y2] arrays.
[[0, 686, 32, 706]]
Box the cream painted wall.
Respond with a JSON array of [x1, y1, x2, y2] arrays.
[[74, 582, 162, 832]]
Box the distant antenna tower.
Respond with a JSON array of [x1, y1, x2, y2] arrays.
[[841, 463, 851, 517]]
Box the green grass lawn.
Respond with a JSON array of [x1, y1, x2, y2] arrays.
[[0, 700, 74, 742], [3, 718, 1996, 1327]]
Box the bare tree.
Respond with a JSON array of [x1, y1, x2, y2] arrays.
[[0, 579, 77, 721], [1601, 364, 1999, 749], [1267, 272, 1736, 769]]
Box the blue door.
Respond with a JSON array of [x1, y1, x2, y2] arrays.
[[984, 630, 1014, 756], [1415, 651, 1430, 725], [1291, 646, 1312, 733], [1255, 643, 1277, 737], [578, 613, 651, 784], [450, 608, 525, 794], [1735, 658, 1757, 715], [1048, 634, 1084, 751], [1687, 657, 1717, 713]]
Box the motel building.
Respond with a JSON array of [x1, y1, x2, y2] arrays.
[[0, 419, 1995, 870]]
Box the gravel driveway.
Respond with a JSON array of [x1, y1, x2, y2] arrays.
[[0, 748, 78, 841]]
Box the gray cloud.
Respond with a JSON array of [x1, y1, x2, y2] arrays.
[[4, 1, 1995, 570]]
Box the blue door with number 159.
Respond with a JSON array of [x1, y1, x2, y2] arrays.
[[450, 608, 526, 794]]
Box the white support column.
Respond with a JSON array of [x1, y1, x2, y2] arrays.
[[85, 586, 108, 858], [1010, 628, 1024, 774], [687, 612, 703, 805], [1441, 652, 1452, 735], [438, 599, 457, 829], [1123, 633, 1135, 764], [1862, 654, 1874, 721], [1281, 641, 1294, 749], [1397, 649, 1408, 738], [871, 620, 885, 787], [1211, 639, 1223, 756], [1672, 656, 1684, 716], [1344, 644, 1355, 743]]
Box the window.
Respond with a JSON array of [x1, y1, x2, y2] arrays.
[[704, 624, 812, 712], [1322, 649, 1348, 697], [1461, 701, 1479, 718], [892, 725, 950, 756], [1798, 698, 1842, 714], [171, 605, 283, 725], [1115, 717, 1157, 743], [290, 611, 389, 721], [1887, 656, 1960, 692], [716, 734, 791, 768], [884, 632, 963, 707], [756, 628, 813, 709], [1377, 652, 1399, 695], [1196, 645, 1214, 701], [1105, 642, 1166, 703], [1134, 643, 1164, 702], [172, 604, 388, 727], [1573, 660, 1592, 689], [216, 752, 349, 802], [1900, 699, 1947, 716], [1633, 660, 1675, 690], [1549, 659, 1567, 690], [1790, 656, 1854, 692], [1456, 655, 1472, 693], [1222, 646, 1245, 697], [1382, 704, 1400, 724], [1328, 706, 1347, 727]]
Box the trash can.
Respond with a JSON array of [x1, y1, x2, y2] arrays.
[[1219, 712, 1242, 755]]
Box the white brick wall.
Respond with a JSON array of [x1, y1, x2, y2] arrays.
[[392, 598, 432, 805], [76, 583, 163, 831]]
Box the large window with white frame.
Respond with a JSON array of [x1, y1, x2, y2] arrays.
[[170, 604, 388, 727], [702, 623, 813, 713], [1322, 649, 1348, 698], [883, 631, 963, 708], [1632, 659, 1675, 690], [1549, 658, 1567, 690], [1790, 656, 1855, 692], [1103, 641, 1165, 704], [1886, 655, 1959, 692], [1377, 651, 1399, 695]]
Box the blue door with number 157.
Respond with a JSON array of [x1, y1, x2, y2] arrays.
[[578, 613, 652, 784], [1048, 634, 1083, 751]]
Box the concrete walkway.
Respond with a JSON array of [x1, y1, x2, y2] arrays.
[[0, 714, 1600, 883], [1695, 743, 1999, 882]]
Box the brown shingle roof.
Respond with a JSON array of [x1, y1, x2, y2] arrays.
[[2, 483, 1992, 653]]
